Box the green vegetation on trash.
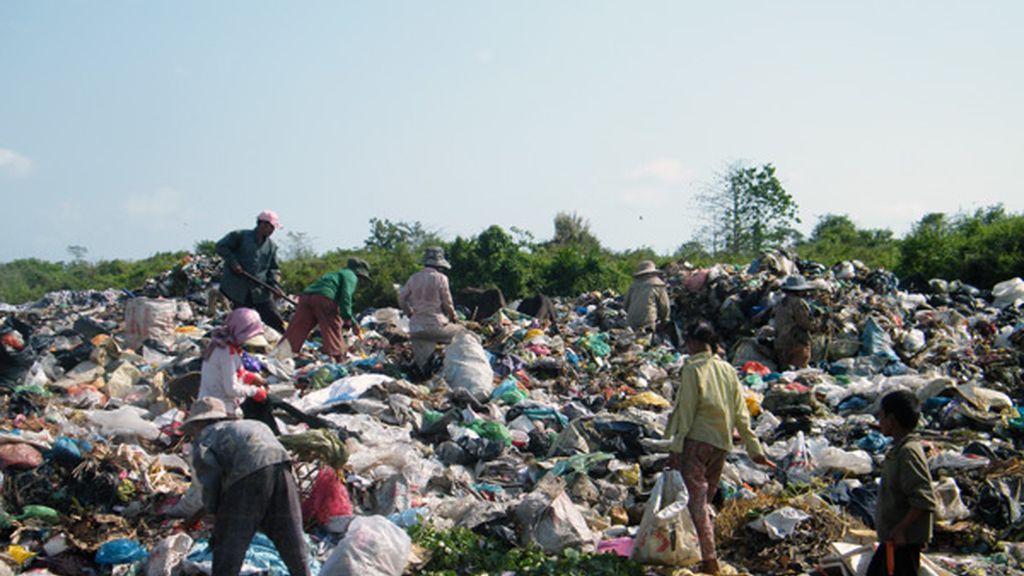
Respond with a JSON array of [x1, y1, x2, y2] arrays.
[[407, 522, 643, 576]]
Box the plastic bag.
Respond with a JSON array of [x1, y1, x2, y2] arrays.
[[87, 406, 161, 441], [861, 317, 898, 361], [515, 476, 594, 554], [146, 533, 193, 576], [301, 467, 353, 526], [442, 331, 495, 401], [0, 443, 43, 469], [993, 278, 1024, 309], [747, 506, 810, 540], [934, 477, 971, 522], [631, 470, 700, 565], [95, 539, 148, 565], [318, 515, 411, 576]]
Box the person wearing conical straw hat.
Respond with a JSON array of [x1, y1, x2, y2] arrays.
[[773, 274, 816, 370], [399, 246, 460, 375], [623, 260, 670, 333]]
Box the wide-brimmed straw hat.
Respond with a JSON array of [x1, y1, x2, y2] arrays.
[[633, 260, 663, 278], [422, 246, 451, 270], [781, 275, 814, 292], [182, 397, 229, 433]]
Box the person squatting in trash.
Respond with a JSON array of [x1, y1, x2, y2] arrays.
[[197, 307, 277, 431], [866, 390, 937, 576], [773, 274, 816, 370], [623, 260, 671, 333], [182, 397, 311, 576], [283, 258, 370, 364], [399, 246, 461, 374], [666, 319, 774, 575], [216, 209, 287, 333]]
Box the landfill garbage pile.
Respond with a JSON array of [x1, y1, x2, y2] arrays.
[[0, 251, 1023, 575]]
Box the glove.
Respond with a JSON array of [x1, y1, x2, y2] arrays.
[[252, 387, 268, 403]]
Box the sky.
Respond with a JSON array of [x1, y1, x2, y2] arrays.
[[1, 1, 1022, 262]]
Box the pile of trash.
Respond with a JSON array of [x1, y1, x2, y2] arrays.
[[0, 250, 1023, 575]]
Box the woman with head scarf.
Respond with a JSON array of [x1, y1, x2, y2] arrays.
[[666, 319, 774, 574], [197, 308, 269, 419]]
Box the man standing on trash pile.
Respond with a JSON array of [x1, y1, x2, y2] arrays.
[[666, 319, 774, 575], [198, 307, 277, 432], [867, 390, 936, 576], [283, 258, 370, 363], [216, 210, 287, 333], [399, 246, 460, 375], [623, 260, 670, 333], [773, 274, 815, 370], [183, 397, 311, 576]]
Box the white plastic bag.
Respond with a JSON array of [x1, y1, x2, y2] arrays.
[[632, 470, 700, 565], [747, 506, 810, 540], [442, 331, 494, 401], [515, 477, 594, 554], [146, 533, 193, 576], [934, 477, 971, 522], [318, 515, 411, 576], [87, 405, 161, 441], [993, 278, 1024, 309]]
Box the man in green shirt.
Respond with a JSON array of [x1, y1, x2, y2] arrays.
[[283, 258, 370, 363], [867, 390, 936, 576]]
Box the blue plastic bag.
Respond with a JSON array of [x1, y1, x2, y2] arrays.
[[95, 539, 148, 565]]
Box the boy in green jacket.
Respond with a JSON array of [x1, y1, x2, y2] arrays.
[[868, 390, 937, 575]]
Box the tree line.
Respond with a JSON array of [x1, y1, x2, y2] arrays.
[[2, 163, 1023, 308]]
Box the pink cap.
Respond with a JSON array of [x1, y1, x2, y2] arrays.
[[256, 210, 283, 230]]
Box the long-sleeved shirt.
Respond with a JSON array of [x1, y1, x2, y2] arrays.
[[623, 276, 670, 331], [774, 294, 812, 350], [192, 420, 292, 513], [399, 267, 455, 333], [216, 228, 280, 305], [197, 345, 264, 416], [876, 433, 936, 544], [665, 351, 763, 458], [302, 269, 359, 321]]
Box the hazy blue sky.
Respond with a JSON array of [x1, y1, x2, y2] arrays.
[[2, 1, 1022, 262]]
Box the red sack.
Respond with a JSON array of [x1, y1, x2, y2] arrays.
[[0, 442, 43, 469], [301, 467, 353, 526]]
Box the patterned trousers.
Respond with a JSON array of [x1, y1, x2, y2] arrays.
[[678, 439, 728, 562]]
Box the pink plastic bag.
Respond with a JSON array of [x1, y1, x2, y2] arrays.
[[301, 466, 353, 525], [0, 442, 43, 469], [597, 537, 634, 557]]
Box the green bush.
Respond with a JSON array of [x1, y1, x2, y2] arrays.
[[897, 206, 1024, 288], [4, 208, 1023, 306]]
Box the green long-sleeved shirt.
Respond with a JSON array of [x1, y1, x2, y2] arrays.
[[665, 351, 763, 457], [302, 269, 358, 320], [876, 433, 936, 544]]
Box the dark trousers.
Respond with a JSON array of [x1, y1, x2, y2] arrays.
[[212, 462, 309, 576], [866, 543, 921, 576]]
